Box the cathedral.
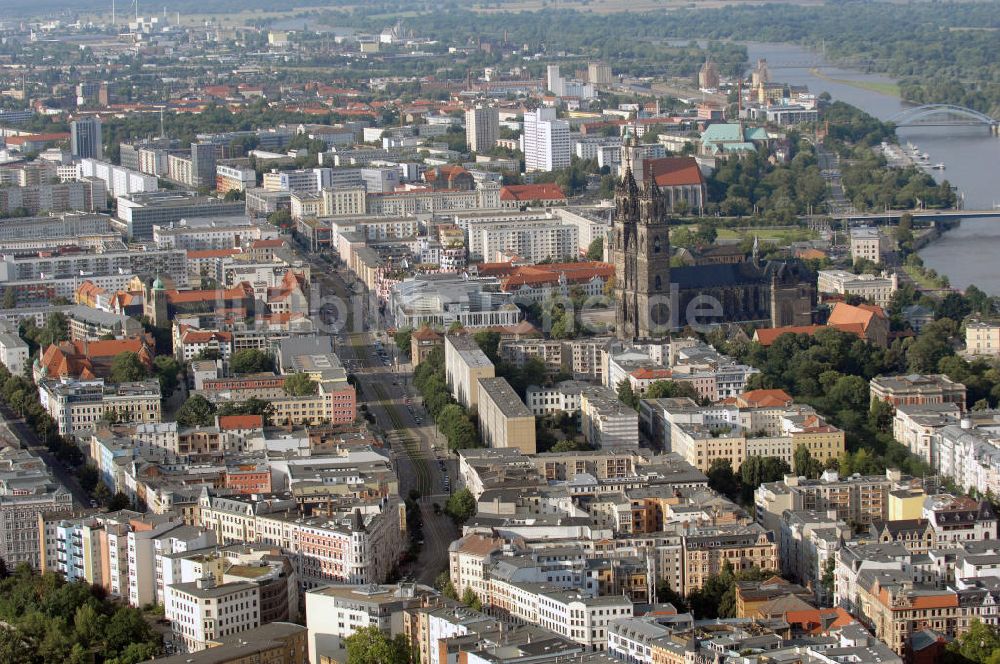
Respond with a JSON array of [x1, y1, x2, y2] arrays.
[[611, 142, 815, 341]]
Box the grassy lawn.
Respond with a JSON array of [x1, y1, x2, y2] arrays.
[[809, 68, 901, 98], [715, 227, 818, 244], [904, 265, 939, 290]]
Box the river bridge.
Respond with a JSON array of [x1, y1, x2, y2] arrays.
[[828, 209, 1000, 224], [890, 104, 998, 131]]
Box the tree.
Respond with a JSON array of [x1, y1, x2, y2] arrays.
[[267, 209, 293, 230], [739, 456, 791, 504], [152, 355, 180, 396], [551, 439, 590, 453], [109, 352, 149, 383], [107, 492, 131, 511], [104, 607, 155, 656], [617, 379, 639, 410], [0, 626, 32, 664], [820, 556, 836, 599], [1, 288, 16, 310], [434, 571, 458, 599], [343, 625, 411, 664], [229, 349, 274, 374], [175, 394, 216, 427], [687, 562, 734, 619], [461, 587, 482, 611], [473, 330, 501, 364], [946, 619, 1000, 664], [707, 458, 740, 501], [550, 308, 576, 339], [654, 582, 689, 613], [586, 237, 604, 261], [394, 327, 414, 357], [444, 488, 476, 524], [217, 398, 274, 426], [794, 444, 823, 479], [284, 372, 318, 396], [646, 380, 701, 401]]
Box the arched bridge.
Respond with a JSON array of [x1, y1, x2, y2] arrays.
[[889, 104, 997, 128]]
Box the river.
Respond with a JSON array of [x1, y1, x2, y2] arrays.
[[744, 43, 1000, 293]]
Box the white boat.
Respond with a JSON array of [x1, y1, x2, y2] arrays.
[[932, 163, 945, 170]]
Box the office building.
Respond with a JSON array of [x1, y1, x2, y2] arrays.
[[817, 269, 898, 308], [71, 116, 103, 160], [191, 142, 218, 190], [870, 373, 967, 409], [115, 191, 246, 240]]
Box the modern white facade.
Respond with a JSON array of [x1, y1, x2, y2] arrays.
[[78, 158, 159, 197], [523, 108, 570, 173], [165, 579, 260, 652]]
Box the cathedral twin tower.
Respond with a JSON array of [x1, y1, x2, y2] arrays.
[[610, 161, 673, 341]]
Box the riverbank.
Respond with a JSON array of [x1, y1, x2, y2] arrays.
[[808, 67, 900, 98]]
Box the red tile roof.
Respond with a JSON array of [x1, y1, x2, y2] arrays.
[[500, 183, 567, 202], [500, 262, 614, 290], [645, 157, 705, 188], [5, 132, 70, 145], [753, 325, 825, 346], [738, 389, 794, 408], [182, 330, 233, 344], [631, 367, 672, 380], [412, 326, 442, 341], [166, 285, 251, 304], [251, 239, 285, 249], [828, 302, 887, 332], [218, 414, 264, 430]]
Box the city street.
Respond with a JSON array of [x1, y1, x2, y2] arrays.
[[308, 252, 458, 585], [0, 403, 91, 507]]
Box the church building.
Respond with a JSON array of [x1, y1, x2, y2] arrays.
[[610, 137, 815, 340]]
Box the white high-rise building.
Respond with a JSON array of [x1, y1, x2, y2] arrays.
[[522, 108, 570, 173], [465, 106, 499, 153]]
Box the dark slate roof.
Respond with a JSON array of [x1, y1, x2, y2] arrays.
[[673, 260, 814, 290]]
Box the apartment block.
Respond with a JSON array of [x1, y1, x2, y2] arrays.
[[39, 377, 162, 437], [477, 377, 537, 454], [648, 394, 844, 473], [850, 226, 891, 263], [523, 108, 571, 173], [166, 579, 260, 652], [445, 334, 496, 411], [153, 218, 278, 250], [755, 468, 908, 534], [0, 178, 106, 216], [466, 105, 500, 153], [681, 524, 778, 595], [580, 387, 639, 451]]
